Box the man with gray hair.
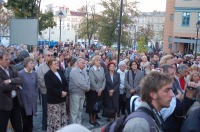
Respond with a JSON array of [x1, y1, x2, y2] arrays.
[[69, 58, 90, 124], [176, 64, 189, 90], [37, 50, 53, 130]]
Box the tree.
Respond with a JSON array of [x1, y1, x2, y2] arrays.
[[0, 3, 12, 36], [137, 36, 148, 53], [97, 0, 138, 46], [78, 4, 98, 46], [39, 11, 56, 34], [5, 0, 56, 34], [136, 24, 154, 45], [5, 0, 39, 18]]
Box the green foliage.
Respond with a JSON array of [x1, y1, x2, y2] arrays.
[[39, 11, 56, 34], [137, 36, 148, 53], [5, 0, 56, 34], [97, 0, 138, 46], [137, 24, 154, 44], [5, 0, 39, 18], [78, 5, 98, 46]]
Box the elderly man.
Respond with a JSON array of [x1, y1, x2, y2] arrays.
[[37, 51, 53, 130], [0, 51, 23, 132], [69, 58, 90, 124]]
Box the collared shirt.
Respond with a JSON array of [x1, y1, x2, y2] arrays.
[[54, 71, 62, 83], [0, 65, 17, 98], [24, 68, 33, 73], [93, 66, 101, 71], [117, 69, 127, 94]]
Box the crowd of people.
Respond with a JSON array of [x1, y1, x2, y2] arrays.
[[0, 43, 200, 132]]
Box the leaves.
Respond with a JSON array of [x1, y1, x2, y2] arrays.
[[38, 11, 56, 34], [137, 36, 148, 53], [5, 0, 56, 34]]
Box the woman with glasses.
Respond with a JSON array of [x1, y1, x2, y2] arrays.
[[44, 58, 68, 132]]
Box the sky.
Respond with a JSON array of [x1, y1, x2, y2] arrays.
[[40, 0, 166, 12]]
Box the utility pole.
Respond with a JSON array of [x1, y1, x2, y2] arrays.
[[117, 0, 123, 65], [86, 0, 89, 47]]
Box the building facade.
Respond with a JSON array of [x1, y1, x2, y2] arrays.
[[41, 5, 85, 44], [163, 0, 200, 53], [129, 11, 165, 49]]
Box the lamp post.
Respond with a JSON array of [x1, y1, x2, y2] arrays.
[[195, 20, 200, 60], [58, 11, 64, 42], [117, 0, 123, 65]]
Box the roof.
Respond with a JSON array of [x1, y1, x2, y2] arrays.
[[70, 11, 86, 16]]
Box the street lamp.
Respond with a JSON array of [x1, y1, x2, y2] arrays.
[[58, 11, 64, 42], [195, 20, 200, 60]]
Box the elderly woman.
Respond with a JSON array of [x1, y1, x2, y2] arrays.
[[117, 61, 127, 116], [19, 57, 38, 132], [44, 58, 68, 132], [104, 62, 120, 120], [86, 55, 106, 126], [140, 55, 149, 71]]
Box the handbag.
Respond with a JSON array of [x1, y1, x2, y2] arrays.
[[102, 97, 116, 118], [93, 97, 103, 113]]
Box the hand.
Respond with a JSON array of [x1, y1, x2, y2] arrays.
[[185, 82, 197, 99], [176, 90, 184, 101], [98, 91, 102, 96], [4, 79, 11, 84], [61, 91, 67, 97], [109, 90, 114, 97], [130, 89, 136, 94]]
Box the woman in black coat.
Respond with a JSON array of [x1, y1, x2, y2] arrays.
[[44, 58, 68, 132], [104, 61, 120, 120]]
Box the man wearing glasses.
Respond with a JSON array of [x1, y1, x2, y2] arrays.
[[37, 51, 53, 130]]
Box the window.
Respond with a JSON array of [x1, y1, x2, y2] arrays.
[[168, 36, 172, 42], [170, 14, 174, 21], [198, 12, 200, 20], [182, 12, 190, 26]]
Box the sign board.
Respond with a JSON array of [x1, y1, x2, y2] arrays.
[[10, 19, 38, 45]]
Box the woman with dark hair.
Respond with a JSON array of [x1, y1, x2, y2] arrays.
[[104, 62, 120, 120], [44, 58, 68, 132], [125, 60, 144, 114]]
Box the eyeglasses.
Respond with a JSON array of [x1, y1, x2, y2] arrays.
[[47, 54, 53, 57]]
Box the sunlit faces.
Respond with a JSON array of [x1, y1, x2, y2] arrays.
[[50, 61, 59, 71], [108, 64, 116, 71], [152, 83, 174, 109]]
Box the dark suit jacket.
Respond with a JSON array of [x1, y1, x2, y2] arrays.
[[104, 71, 120, 112], [44, 69, 68, 104], [0, 66, 23, 111], [58, 60, 67, 71], [104, 71, 120, 94], [125, 69, 144, 98]]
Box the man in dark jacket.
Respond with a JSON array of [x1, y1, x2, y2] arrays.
[[0, 51, 23, 132], [181, 107, 200, 132], [161, 64, 196, 132]]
